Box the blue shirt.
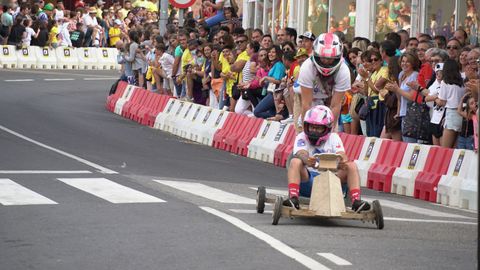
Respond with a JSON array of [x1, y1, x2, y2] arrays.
[[268, 61, 286, 80]]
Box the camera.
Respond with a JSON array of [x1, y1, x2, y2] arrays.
[[434, 62, 444, 72], [138, 44, 146, 50]]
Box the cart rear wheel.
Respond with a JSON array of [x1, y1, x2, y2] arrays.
[[372, 200, 384, 230], [256, 186, 266, 214], [272, 196, 283, 225]]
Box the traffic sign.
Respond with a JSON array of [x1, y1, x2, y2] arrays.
[[169, 0, 196, 9]]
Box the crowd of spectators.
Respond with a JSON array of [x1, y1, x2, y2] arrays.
[[1, 0, 478, 151]]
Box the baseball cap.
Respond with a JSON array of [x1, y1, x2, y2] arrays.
[[88, 7, 97, 13], [114, 19, 122, 25], [97, 0, 105, 5], [294, 48, 308, 59], [43, 3, 54, 11], [299, 31, 316, 41]]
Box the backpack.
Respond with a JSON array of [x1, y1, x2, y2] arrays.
[[108, 79, 121, 96]]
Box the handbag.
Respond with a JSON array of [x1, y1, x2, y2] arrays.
[[231, 73, 241, 100], [402, 90, 431, 140], [358, 100, 369, 121]]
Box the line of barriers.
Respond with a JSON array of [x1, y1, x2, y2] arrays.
[[0, 45, 119, 70], [106, 82, 478, 211]]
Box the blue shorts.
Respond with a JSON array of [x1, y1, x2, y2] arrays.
[[299, 171, 319, 197], [300, 171, 348, 198]]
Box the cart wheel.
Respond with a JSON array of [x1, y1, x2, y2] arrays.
[[256, 186, 266, 214], [372, 200, 384, 230], [272, 196, 283, 225]]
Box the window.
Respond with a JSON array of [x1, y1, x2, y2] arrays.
[[425, 0, 456, 39], [330, 0, 356, 40], [306, 0, 329, 36], [458, 0, 479, 45], [375, 0, 412, 41]]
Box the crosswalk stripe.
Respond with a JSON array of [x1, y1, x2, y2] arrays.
[[249, 187, 472, 219], [58, 178, 165, 203], [154, 179, 256, 204], [317, 253, 352, 266], [0, 179, 57, 205]]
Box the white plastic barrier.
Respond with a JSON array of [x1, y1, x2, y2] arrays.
[[187, 106, 216, 142], [174, 103, 203, 138], [95, 48, 117, 70], [353, 137, 385, 187], [391, 144, 431, 197], [437, 149, 478, 210], [56, 47, 79, 69], [162, 100, 188, 133], [153, 99, 180, 130], [16, 47, 37, 68], [76, 47, 98, 70], [248, 122, 290, 163], [114, 85, 136, 115], [34, 47, 57, 69], [0, 45, 18, 68], [197, 108, 230, 146]]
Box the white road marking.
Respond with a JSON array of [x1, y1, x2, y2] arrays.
[[57, 178, 165, 203], [384, 217, 477, 225], [0, 125, 117, 174], [83, 77, 118, 80], [317, 253, 352, 266], [0, 179, 57, 205], [0, 69, 117, 77], [44, 78, 75, 81], [249, 187, 473, 219], [4, 79, 34, 82], [200, 206, 331, 270], [0, 170, 91, 174], [154, 180, 256, 204]]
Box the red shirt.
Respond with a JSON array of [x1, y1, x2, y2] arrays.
[[417, 62, 433, 88]]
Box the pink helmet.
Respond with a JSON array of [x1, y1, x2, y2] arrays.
[[311, 33, 343, 76], [303, 105, 334, 146]]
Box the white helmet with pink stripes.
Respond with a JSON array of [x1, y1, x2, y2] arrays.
[[303, 105, 334, 146], [311, 33, 343, 76]]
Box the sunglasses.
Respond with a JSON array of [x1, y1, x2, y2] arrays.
[[368, 58, 380, 62], [447, 46, 459, 50], [235, 40, 247, 44], [218, 41, 225, 45]]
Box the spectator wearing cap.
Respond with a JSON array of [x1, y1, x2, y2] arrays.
[[38, 3, 53, 23], [292, 48, 309, 133], [109, 19, 123, 47], [299, 31, 315, 56], [83, 7, 103, 47], [94, 0, 105, 19]]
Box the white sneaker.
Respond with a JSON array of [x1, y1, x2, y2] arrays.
[[281, 115, 294, 124]]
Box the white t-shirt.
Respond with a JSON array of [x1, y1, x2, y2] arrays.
[[438, 81, 465, 109], [427, 79, 441, 115], [398, 71, 418, 117], [82, 14, 98, 29], [293, 132, 345, 171], [23, 27, 36, 46], [159, 53, 175, 77], [297, 59, 351, 106], [54, 9, 64, 20]]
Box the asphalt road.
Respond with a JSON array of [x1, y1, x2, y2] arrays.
[[0, 69, 477, 270]]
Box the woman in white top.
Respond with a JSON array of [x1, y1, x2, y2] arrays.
[[22, 19, 39, 46], [436, 59, 465, 148]]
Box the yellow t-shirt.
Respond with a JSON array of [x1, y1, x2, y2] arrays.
[[220, 54, 236, 97], [293, 65, 301, 79], [181, 48, 194, 72], [49, 26, 59, 44], [369, 66, 389, 100], [235, 50, 250, 82], [108, 27, 121, 47]]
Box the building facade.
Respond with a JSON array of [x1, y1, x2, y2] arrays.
[[242, 0, 480, 44]]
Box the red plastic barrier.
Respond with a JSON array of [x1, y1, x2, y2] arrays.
[[414, 147, 453, 202], [138, 94, 162, 125], [130, 91, 152, 120], [367, 140, 407, 192], [223, 115, 250, 152], [212, 113, 239, 149], [146, 95, 172, 127], [233, 118, 264, 156], [122, 88, 145, 118], [106, 81, 128, 111], [273, 126, 296, 167], [338, 133, 365, 161]]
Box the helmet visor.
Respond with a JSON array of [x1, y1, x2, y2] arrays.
[[313, 56, 341, 69]]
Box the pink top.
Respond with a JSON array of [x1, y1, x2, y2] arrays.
[[249, 67, 269, 89]]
